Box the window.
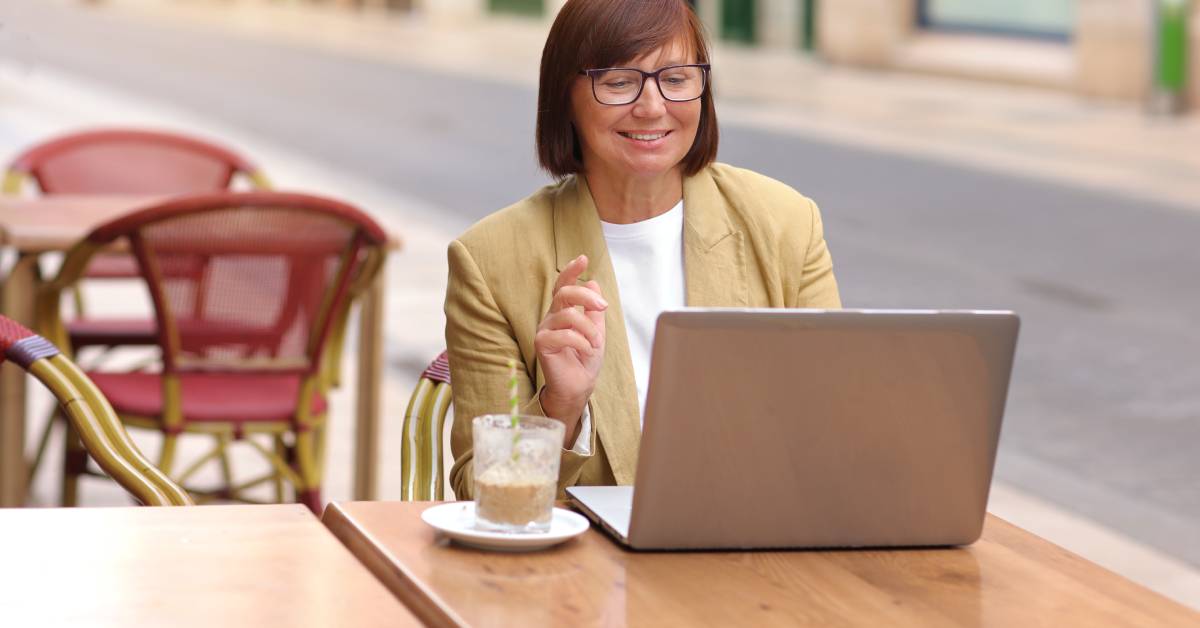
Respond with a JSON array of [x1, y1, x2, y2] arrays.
[[919, 0, 1075, 40]]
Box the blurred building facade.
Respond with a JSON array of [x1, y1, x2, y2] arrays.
[[357, 0, 1197, 110]]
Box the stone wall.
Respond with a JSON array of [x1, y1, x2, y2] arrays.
[[758, 0, 802, 49], [1075, 0, 1153, 101], [816, 0, 917, 67]]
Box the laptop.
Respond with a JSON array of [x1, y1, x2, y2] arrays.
[[568, 308, 1020, 550]]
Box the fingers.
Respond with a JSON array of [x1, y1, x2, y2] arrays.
[[551, 285, 608, 313], [581, 280, 606, 325], [541, 307, 602, 348], [553, 255, 589, 294], [535, 328, 595, 357]]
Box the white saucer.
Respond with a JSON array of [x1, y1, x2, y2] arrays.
[[421, 502, 590, 552]]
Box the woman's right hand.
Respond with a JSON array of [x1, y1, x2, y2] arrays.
[[535, 254, 608, 444]]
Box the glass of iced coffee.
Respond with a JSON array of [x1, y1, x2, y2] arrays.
[[472, 414, 564, 533]]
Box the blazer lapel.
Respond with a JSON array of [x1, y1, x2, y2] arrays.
[[683, 169, 748, 307], [552, 177, 641, 485]]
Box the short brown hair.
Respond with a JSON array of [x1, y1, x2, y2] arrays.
[[536, 0, 718, 179]]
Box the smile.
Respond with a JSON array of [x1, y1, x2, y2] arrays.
[[618, 131, 670, 141]]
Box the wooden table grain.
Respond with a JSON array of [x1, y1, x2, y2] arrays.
[[0, 504, 420, 626], [323, 501, 1200, 627], [0, 195, 399, 506]]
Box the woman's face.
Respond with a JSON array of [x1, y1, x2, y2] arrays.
[[570, 40, 702, 182]]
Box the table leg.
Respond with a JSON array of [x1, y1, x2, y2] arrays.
[[0, 254, 39, 507], [353, 265, 385, 501]]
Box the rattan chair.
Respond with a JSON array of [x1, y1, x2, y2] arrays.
[[36, 191, 387, 513], [3, 127, 269, 195], [0, 315, 192, 506], [5, 129, 273, 485], [400, 351, 452, 500], [3, 128, 270, 345]]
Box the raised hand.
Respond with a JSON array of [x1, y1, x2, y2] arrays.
[[535, 254, 608, 443]]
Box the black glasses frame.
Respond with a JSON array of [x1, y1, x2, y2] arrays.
[[578, 63, 712, 106]]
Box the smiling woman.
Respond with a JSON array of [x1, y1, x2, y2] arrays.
[[444, 0, 842, 498]]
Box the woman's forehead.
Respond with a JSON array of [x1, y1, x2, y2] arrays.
[[613, 37, 697, 69]]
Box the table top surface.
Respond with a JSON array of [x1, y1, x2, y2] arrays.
[[0, 195, 401, 252], [0, 504, 420, 627], [323, 501, 1200, 628]]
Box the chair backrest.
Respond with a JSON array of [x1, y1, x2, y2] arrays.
[[3, 128, 269, 195], [41, 192, 388, 383], [0, 315, 192, 506], [401, 351, 452, 500]]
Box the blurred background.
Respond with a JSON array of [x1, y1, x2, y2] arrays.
[[1, 0, 1198, 609]]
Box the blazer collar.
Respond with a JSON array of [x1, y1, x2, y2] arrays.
[[552, 176, 640, 485], [683, 168, 748, 307], [553, 169, 742, 273], [548, 170, 748, 485], [554, 176, 606, 275]]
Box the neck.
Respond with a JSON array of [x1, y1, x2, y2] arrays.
[[583, 165, 683, 225]]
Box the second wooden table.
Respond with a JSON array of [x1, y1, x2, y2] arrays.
[[323, 500, 1200, 627]]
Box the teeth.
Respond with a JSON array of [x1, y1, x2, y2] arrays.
[[622, 132, 666, 141]]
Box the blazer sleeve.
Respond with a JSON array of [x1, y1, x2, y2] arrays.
[[792, 198, 842, 309], [444, 239, 595, 499]]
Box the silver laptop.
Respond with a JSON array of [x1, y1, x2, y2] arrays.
[[568, 308, 1020, 550]]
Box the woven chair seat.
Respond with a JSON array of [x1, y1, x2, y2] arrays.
[[88, 371, 328, 424]]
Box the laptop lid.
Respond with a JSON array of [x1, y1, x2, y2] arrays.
[[626, 309, 1019, 550]]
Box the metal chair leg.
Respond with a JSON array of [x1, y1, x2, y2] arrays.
[[60, 421, 85, 507], [159, 434, 179, 479], [294, 430, 321, 514], [28, 407, 62, 490], [217, 433, 236, 501], [273, 435, 287, 503]]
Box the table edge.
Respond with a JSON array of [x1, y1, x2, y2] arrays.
[[322, 502, 469, 628]]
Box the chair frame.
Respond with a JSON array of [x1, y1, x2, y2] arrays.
[[36, 191, 387, 512], [0, 316, 192, 506], [2, 128, 270, 195], [7, 129, 275, 487], [401, 352, 452, 501]]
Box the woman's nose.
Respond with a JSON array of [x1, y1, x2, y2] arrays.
[[631, 78, 667, 116]]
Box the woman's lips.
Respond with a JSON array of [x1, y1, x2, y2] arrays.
[[617, 130, 672, 147], [618, 130, 671, 141]]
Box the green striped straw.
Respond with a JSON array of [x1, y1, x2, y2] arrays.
[[507, 358, 521, 459], [507, 358, 519, 425]]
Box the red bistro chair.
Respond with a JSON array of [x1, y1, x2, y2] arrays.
[[3, 127, 269, 195], [36, 191, 387, 513], [0, 315, 192, 506], [2, 128, 271, 347]]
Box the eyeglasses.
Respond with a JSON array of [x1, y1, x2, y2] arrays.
[[579, 64, 711, 106]]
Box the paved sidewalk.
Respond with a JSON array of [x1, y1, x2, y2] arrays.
[[3, 0, 1199, 610]]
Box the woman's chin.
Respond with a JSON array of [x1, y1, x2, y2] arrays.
[[613, 156, 685, 179]]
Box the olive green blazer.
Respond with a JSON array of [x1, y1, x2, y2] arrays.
[[444, 162, 841, 498]]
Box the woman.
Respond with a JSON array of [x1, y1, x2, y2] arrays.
[[445, 0, 840, 498]]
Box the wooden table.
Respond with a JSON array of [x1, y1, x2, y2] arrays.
[[323, 501, 1200, 627], [0, 504, 420, 626], [0, 195, 398, 506]]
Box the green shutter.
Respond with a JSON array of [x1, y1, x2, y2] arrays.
[[488, 0, 543, 17], [1156, 0, 1188, 91], [721, 0, 757, 45], [801, 0, 816, 51]]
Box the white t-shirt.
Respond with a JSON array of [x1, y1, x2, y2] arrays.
[[572, 199, 686, 453]]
